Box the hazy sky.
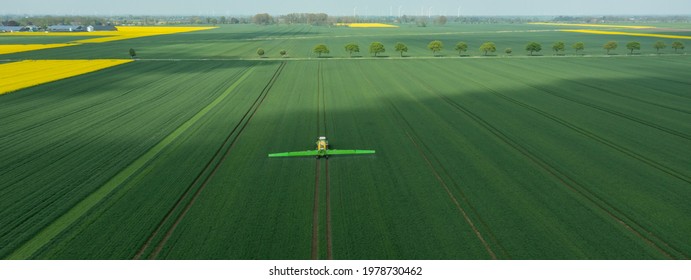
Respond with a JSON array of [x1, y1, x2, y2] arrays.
[[2, 0, 690, 16]]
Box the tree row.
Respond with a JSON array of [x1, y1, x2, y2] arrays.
[[256, 40, 686, 58]]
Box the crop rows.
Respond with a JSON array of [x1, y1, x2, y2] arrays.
[[0, 60, 270, 258], [1, 24, 689, 259]]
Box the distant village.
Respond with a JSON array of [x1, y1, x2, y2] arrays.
[[1, 14, 689, 33], [0, 24, 117, 33]]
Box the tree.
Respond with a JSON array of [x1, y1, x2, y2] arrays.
[[526, 42, 542, 56], [573, 42, 585, 54], [454, 42, 468, 56], [603, 41, 618, 55], [479, 42, 497, 56], [344, 43, 360, 57], [654, 41, 667, 54], [436, 16, 447, 25], [626, 41, 641, 54], [394, 42, 408, 57], [257, 48, 265, 57], [253, 13, 274, 25], [505, 48, 512, 55], [3, 20, 20, 26], [129, 48, 136, 58], [280, 50, 287, 57], [313, 44, 329, 57], [428, 40, 443, 56], [672, 41, 685, 53], [552, 41, 565, 55], [369, 42, 385, 57]]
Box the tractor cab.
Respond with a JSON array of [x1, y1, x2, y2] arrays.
[[316, 136, 328, 158], [316, 136, 328, 151]]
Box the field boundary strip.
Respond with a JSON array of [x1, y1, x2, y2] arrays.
[[120, 54, 690, 63], [6, 65, 256, 260], [139, 61, 286, 260]]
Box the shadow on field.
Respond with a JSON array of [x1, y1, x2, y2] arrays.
[[3, 57, 691, 260]]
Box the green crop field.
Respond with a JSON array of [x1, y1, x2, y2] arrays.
[[1, 23, 690, 260]]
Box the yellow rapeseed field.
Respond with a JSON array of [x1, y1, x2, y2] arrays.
[[0, 26, 216, 53], [0, 60, 133, 95], [528, 22, 656, 29], [70, 26, 217, 43], [336, 23, 399, 28], [561, 29, 691, 40], [0, 44, 77, 55]]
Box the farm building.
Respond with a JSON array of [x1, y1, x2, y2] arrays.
[[48, 25, 85, 32], [0, 25, 39, 32], [0, 26, 23, 32], [86, 25, 118, 32]]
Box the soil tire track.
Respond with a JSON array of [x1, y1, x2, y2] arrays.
[[527, 83, 691, 141], [311, 160, 320, 260], [133, 62, 286, 259], [325, 159, 332, 260], [467, 80, 691, 185], [432, 90, 686, 259], [355, 61, 500, 259]]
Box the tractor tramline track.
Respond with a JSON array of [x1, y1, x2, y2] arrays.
[[266, 62, 374, 259], [311, 62, 333, 260], [356, 61, 503, 259], [133, 62, 286, 259]]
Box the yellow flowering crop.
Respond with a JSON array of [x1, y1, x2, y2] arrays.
[[0, 26, 216, 54], [528, 22, 656, 29], [0, 60, 132, 95], [71, 26, 217, 43], [561, 29, 691, 40], [336, 23, 399, 28], [0, 44, 77, 55]]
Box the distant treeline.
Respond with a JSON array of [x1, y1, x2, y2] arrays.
[[1, 14, 689, 27]]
